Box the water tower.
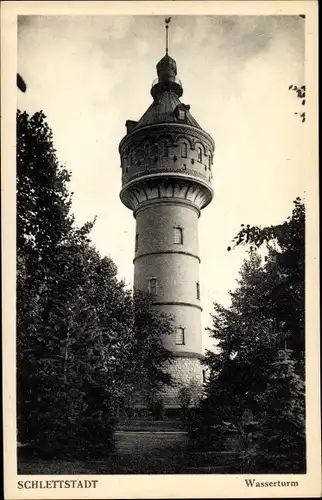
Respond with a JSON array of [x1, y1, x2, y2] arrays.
[[119, 19, 215, 407]]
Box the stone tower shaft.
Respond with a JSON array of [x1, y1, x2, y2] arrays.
[[119, 48, 215, 405]]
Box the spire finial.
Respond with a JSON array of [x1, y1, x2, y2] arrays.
[[165, 17, 171, 55]]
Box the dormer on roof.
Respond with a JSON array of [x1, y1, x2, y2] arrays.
[[174, 103, 191, 122]]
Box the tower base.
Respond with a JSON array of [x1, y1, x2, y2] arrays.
[[118, 356, 204, 423], [160, 356, 204, 409]]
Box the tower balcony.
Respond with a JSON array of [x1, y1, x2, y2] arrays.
[[120, 124, 214, 205], [120, 174, 213, 215], [151, 76, 182, 88], [119, 113, 215, 215], [150, 76, 183, 99]]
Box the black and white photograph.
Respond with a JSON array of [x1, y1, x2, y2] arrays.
[[2, 1, 320, 499]]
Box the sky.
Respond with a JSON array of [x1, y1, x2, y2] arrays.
[[17, 14, 305, 352]]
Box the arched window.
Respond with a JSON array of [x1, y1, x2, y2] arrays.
[[197, 147, 203, 163], [208, 155, 212, 168], [181, 142, 188, 158], [174, 226, 183, 245], [148, 277, 158, 296], [144, 143, 150, 159], [163, 141, 169, 157]]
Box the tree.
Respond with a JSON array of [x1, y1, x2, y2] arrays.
[[29, 241, 134, 457], [254, 348, 305, 472], [289, 84, 306, 122], [17, 110, 176, 456], [17, 110, 74, 254], [229, 198, 305, 369], [195, 256, 283, 454], [17, 109, 80, 450], [17, 110, 132, 455], [190, 201, 305, 471], [120, 290, 174, 421]]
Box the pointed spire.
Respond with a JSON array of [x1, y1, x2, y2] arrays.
[[165, 17, 171, 55], [150, 17, 183, 100]]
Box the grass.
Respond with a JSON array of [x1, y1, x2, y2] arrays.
[[18, 431, 242, 474]]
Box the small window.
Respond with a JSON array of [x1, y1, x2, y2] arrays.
[[181, 142, 188, 158], [208, 155, 211, 168], [197, 147, 203, 162], [148, 278, 158, 296], [202, 370, 206, 383], [176, 327, 185, 345], [164, 141, 169, 157], [135, 233, 139, 251], [178, 109, 186, 120], [174, 226, 183, 245], [130, 149, 134, 164], [152, 144, 159, 157], [196, 281, 200, 300]]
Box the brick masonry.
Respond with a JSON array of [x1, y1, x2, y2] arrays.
[[160, 356, 204, 408]]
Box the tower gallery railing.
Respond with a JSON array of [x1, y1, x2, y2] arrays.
[[151, 76, 183, 88]]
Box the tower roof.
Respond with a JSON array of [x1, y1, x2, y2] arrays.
[[122, 18, 212, 140], [134, 90, 202, 130], [119, 18, 215, 215]]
